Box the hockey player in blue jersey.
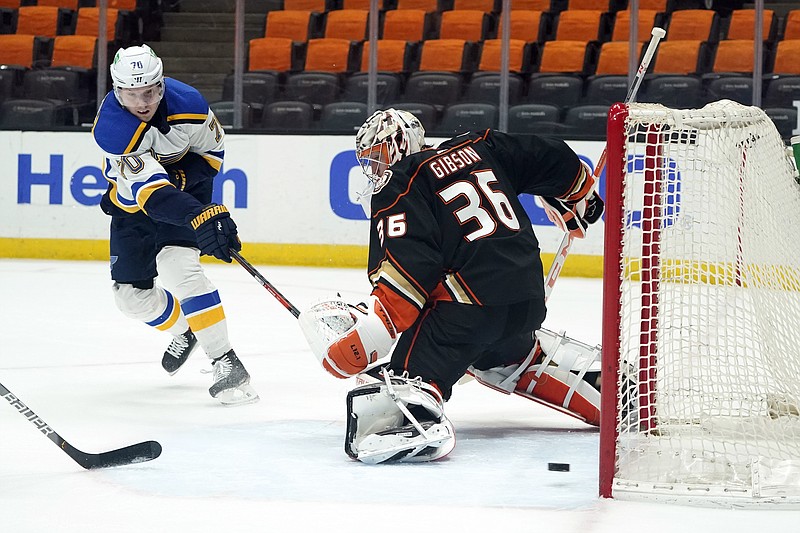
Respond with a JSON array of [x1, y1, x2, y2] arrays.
[[92, 44, 258, 405]]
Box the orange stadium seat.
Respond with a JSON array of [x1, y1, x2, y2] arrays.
[[75, 8, 121, 42], [382, 9, 429, 41], [477, 39, 528, 72], [36, 0, 78, 10], [513, 0, 551, 9], [553, 10, 605, 41], [537, 40, 588, 73], [438, 9, 492, 41], [248, 37, 295, 71], [341, 0, 374, 9], [712, 39, 755, 73], [724, 9, 775, 41], [16, 6, 72, 38], [265, 10, 315, 41], [784, 11, 800, 40], [611, 10, 661, 42], [418, 38, 471, 71], [50, 35, 96, 68], [566, 0, 611, 10], [303, 37, 354, 72], [0, 34, 37, 68], [452, 0, 498, 12], [665, 9, 718, 41], [495, 10, 542, 42], [772, 40, 800, 75], [323, 9, 368, 40], [108, 0, 137, 10], [360, 39, 410, 71], [638, 0, 668, 10], [652, 40, 703, 74], [0, 0, 21, 7], [283, 0, 329, 12], [594, 40, 640, 75], [395, 0, 438, 12]]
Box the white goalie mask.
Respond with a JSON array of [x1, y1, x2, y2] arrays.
[[355, 109, 426, 202], [110, 44, 165, 108]]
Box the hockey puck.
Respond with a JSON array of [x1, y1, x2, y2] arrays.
[[547, 462, 570, 472]]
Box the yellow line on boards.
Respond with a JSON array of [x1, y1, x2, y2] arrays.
[[0, 238, 604, 277]]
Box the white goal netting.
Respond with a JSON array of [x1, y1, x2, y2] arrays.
[[605, 100, 800, 507]]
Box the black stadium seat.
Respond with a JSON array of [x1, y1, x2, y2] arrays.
[[318, 101, 368, 133], [261, 101, 314, 131]]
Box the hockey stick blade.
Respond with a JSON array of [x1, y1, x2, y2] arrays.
[[1, 381, 162, 469], [62, 439, 162, 470]]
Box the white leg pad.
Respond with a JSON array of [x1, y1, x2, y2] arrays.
[[469, 328, 602, 426]]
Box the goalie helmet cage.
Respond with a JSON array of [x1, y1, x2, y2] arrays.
[[599, 100, 800, 508]]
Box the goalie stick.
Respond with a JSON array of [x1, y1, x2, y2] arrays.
[[543, 27, 667, 301], [0, 380, 161, 469]]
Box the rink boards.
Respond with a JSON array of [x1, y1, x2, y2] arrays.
[[0, 131, 607, 275]]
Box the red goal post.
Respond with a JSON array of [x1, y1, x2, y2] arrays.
[[599, 100, 800, 507]]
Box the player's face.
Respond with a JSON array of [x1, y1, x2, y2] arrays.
[[357, 142, 391, 182], [118, 83, 163, 122]]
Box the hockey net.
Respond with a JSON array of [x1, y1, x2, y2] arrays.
[[600, 100, 800, 507]]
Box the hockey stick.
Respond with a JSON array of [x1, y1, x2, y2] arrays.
[[0, 380, 162, 469], [593, 27, 666, 179], [543, 27, 666, 301], [231, 249, 301, 318]]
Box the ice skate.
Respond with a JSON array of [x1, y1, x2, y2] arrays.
[[208, 350, 259, 406], [161, 329, 198, 375]]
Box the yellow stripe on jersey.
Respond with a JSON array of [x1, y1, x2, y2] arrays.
[[124, 122, 149, 154], [202, 154, 222, 172], [185, 306, 226, 331], [104, 178, 140, 213], [167, 113, 207, 123], [136, 181, 172, 212]]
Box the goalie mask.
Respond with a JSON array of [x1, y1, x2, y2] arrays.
[[110, 44, 165, 110], [355, 109, 426, 200]]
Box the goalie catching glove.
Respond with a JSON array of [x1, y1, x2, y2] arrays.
[[190, 203, 241, 263], [541, 163, 604, 239], [298, 295, 397, 379]]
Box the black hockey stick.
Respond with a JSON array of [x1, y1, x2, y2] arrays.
[[231, 249, 301, 318], [0, 380, 162, 469]]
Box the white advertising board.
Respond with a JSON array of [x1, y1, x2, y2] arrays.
[[0, 131, 608, 272]]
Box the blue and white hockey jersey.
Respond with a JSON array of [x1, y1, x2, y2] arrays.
[[92, 77, 225, 226]]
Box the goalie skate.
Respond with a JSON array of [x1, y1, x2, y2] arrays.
[[208, 350, 259, 406], [357, 420, 455, 464], [346, 371, 455, 464]]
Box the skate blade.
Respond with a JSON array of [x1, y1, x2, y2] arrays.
[[214, 384, 260, 406]]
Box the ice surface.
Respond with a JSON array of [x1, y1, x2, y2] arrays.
[[1, 259, 798, 531]]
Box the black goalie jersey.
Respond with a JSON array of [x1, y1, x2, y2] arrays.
[[367, 130, 585, 332]]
